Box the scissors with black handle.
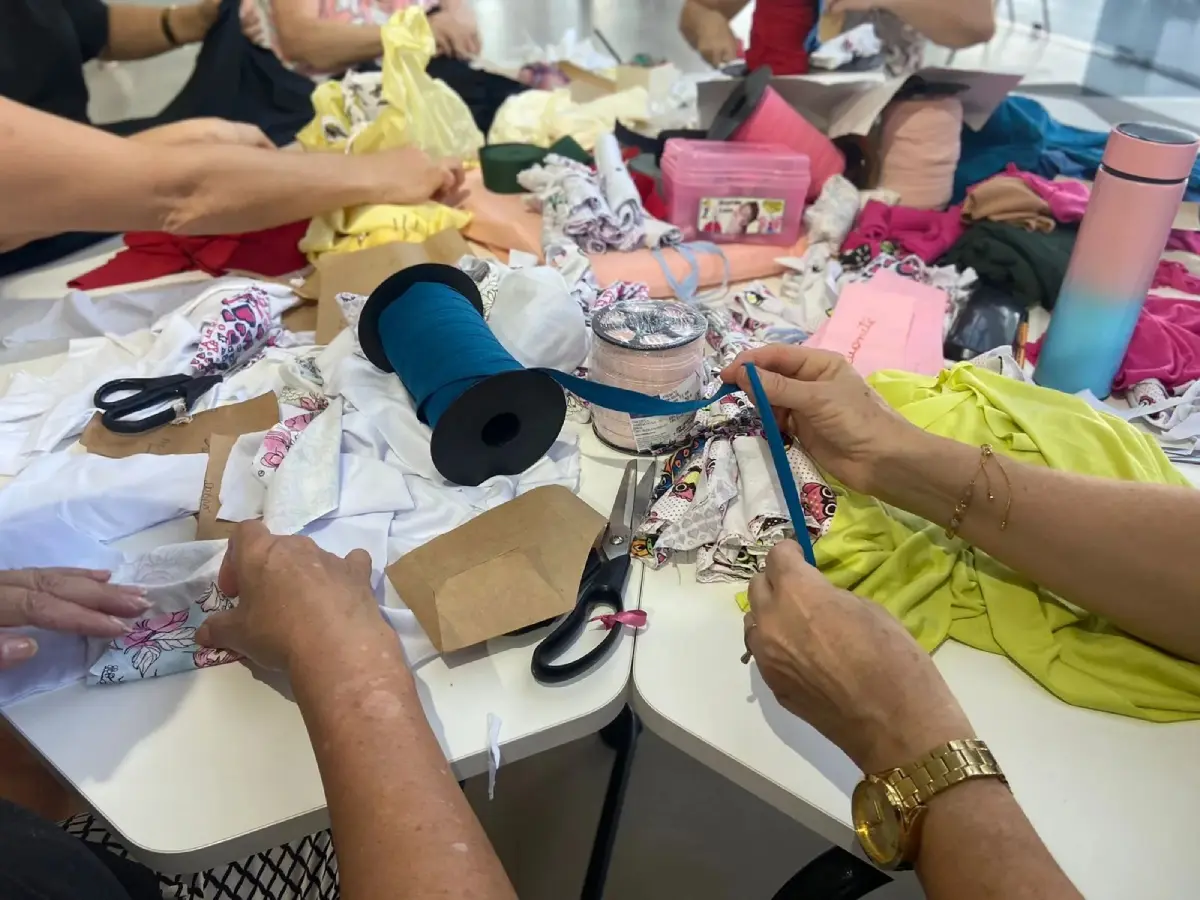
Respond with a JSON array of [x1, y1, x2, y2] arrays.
[[532, 459, 656, 684], [93, 373, 223, 435]]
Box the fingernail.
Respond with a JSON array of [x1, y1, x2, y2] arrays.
[[109, 616, 134, 634], [124, 596, 153, 612], [118, 585, 147, 597], [1, 638, 38, 663]]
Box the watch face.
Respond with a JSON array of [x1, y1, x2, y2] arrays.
[[852, 778, 904, 866]]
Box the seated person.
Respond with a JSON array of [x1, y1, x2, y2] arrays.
[[0, 96, 464, 276], [238, 0, 525, 133], [239, 0, 481, 75], [680, 0, 996, 75], [0, 522, 517, 899]]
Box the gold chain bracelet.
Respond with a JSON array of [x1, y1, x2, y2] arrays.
[[945, 444, 1012, 540]]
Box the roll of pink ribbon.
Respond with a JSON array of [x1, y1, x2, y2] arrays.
[[878, 97, 964, 210], [733, 87, 845, 201]]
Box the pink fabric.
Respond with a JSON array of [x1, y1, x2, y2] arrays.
[[1153, 260, 1200, 295], [1167, 230, 1200, 254], [1115, 295, 1200, 391], [1005, 164, 1090, 223], [840, 201, 964, 263]]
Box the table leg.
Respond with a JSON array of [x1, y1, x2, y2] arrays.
[[769, 845, 892, 900], [580, 705, 641, 900]]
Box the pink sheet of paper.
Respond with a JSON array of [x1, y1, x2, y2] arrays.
[[807, 272, 947, 376]]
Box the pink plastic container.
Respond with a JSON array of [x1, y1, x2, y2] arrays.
[[661, 139, 810, 246]]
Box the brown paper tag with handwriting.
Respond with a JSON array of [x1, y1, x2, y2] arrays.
[[314, 230, 474, 344], [196, 434, 245, 541], [81, 393, 280, 459]]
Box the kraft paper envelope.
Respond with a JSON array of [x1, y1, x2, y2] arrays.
[[196, 433, 242, 541], [81, 393, 280, 459], [385, 485, 607, 653]]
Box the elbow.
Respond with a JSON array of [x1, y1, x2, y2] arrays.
[[273, 18, 329, 71]]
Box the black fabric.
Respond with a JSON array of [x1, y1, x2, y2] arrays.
[[0, 0, 109, 124], [939, 221, 1079, 311], [424, 55, 527, 135], [0, 799, 157, 900]]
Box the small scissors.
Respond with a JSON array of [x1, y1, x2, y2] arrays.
[[93, 373, 223, 435], [532, 459, 657, 684]]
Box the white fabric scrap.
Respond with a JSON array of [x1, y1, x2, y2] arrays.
[[263, 397, 344, 535], [487, 712, 502, 800]]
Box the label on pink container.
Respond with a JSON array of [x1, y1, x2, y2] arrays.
[[697, 197, 785, 237]]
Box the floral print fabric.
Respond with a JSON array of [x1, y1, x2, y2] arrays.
[[88, 542, 241, 685], [188, 286, 279, 376], [631, 392, 838, 582]]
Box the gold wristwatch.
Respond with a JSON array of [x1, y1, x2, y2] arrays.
[[851, 738, 1007, 870]]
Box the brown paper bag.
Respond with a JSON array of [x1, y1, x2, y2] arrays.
[[314, 230, 474, 344], [80, 393, 280, 459], [386, 486, 606, 652], [196, 434, 245, 541]]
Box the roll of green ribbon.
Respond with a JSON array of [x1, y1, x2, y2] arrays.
[[479, 136, 593, 194]]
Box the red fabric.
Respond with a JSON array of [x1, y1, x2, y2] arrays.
[[746, 0, 816, 76], [68, 221, 310, 289], [841, 201, 965, 263], [630, 169, 670, 222], [1153, 260, 1200, 296], [1027, 295, 1200, 392]]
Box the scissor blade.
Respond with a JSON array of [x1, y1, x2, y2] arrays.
[[601, 461, 638, 556], [633, 463, 657, 521]]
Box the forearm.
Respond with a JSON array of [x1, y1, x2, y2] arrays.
[[291, 625, 516, 900], [103, 4, 209, 60], [917, 780, 1081, 899], [883, 0, 995, 48], [872, 428, 1200, 661], [275, 14, 384, 72], [679, 0, 746, 49]]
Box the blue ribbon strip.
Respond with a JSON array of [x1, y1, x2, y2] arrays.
[[547, 364, 818, 566]]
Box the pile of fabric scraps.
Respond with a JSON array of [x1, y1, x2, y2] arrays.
[[810, 22, 883, 71], [0, 273, 585, 703], [518, 132, 681, 257], [841, 200, 965, 265], [488, 86, 650, 152], [631, 390, 838, 582]]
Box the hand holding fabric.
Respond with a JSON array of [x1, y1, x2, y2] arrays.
[[0, 569, 149, 670], [696, 15, 740, 67], [431, 7, 482, 59], [721, 345, 914, 493], [376, 150, 467, 207], [196, 521, 389, 672], [743, 541, 973, 773]]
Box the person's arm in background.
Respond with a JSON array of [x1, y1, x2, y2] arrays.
[[744, 543, 1082, 900], [0, 97, 464, 249], [679, 0, 749, 67], [725, 345, 1200, 663], [196, 523, 516, 900], [100, 0, 221, 60], [826, 0, 995, 48]]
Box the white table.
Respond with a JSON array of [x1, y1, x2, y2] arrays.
[[631, 94, 1200, 900], [0, 254, 645, 874]]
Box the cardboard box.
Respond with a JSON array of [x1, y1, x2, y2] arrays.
[[313, 229, 473, 344], [697, 67, 1025, 138], [385, 485, 607, 653]]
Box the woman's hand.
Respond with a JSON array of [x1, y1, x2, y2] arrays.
[[238, 0, 270, 48], [744, 541, 973, 773], [196, 521, 390, 672], [0, 569, 149, 669], [430, 8, 482, 59], [695, 13, 740, 67], [375, 149, 467, 207], [131, 118, 274, 149], [721, 345, 915, 493]]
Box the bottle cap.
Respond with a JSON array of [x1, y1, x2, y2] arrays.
[[1103, 122, 1199, 183]]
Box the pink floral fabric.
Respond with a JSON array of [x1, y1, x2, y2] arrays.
[[189, 286, 278, 375]]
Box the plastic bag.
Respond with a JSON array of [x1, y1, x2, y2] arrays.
[[297, 6, 483, 161]]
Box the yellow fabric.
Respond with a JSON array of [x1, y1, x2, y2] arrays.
[[297, 7, 483, 160], [299, 203, 470, 260], [296, 7, 478, 261], [487, 87, 651, 152], [808, 363, 1200, 723]]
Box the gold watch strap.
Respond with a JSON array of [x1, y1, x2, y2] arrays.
[[882, 738, 1007, 812]]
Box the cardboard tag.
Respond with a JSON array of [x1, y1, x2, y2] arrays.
[[196, 433, 243, 541], [281, 298, 318, 332], [314, 229, 474, 344], [386, 485, 607, 652], [80, 393, 280, 458]]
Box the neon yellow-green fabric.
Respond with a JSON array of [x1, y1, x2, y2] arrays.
[[813, 363, 1200, 723]]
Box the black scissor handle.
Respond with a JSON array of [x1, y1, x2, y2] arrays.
[[93, 373, 222, 435], [93, 374, 191, 409], [531, 555, 631, 685]]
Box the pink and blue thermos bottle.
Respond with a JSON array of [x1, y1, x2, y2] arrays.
[[1034, 122, 1200, 397]]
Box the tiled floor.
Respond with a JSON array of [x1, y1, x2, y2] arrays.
[[77, 2, 1197, 898]]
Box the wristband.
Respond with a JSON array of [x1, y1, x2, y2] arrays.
[[161, 6, 181, 47]]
